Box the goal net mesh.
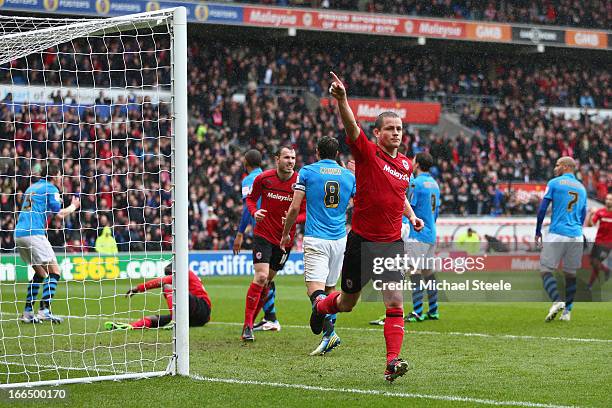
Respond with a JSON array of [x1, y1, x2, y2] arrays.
[[0, 10, 178, 386]]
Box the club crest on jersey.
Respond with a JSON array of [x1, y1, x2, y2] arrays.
[[402, 160, 410, 170], [345, 279, 353, 289], [255, 252, 262, 260]]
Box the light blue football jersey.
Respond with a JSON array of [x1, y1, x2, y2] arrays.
[[405, 173, 440, 245], [241, 168, 263, 200], [544, 173, 587, 238], [241, 167, 262, 226], [295, 159, 356, 240], [15, 180, 62, 238]]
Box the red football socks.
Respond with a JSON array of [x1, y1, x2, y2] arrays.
[[315, 291, 341, 315], [384, 307, 404, 363], [244, 282, 264, 327], [163, 286, 173, 317], [131, 317, 152, 329], [253, 284, 269, 323]]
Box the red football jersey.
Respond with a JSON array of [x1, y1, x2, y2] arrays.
[[247, 169, 306, 248], [347, 128, 412, 242], [592, 208, 612, 244], [137, 270, 211, 308]]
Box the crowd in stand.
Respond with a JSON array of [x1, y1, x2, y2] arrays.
[[0, 38, 609, 252], [238, 0, 611, 30], [187, 42, 610, 108]]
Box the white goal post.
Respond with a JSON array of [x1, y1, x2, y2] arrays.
[[0, 7, 188, 386]]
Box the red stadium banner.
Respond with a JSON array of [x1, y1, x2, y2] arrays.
[[497, 183, 547, 202], [240, 5, 612, 51], [565, 29, 608, 49], [414, 19, 466, 39], [471, 255, 591, 271], [241, 6, 466, 39], [320, 98, 441, 124]]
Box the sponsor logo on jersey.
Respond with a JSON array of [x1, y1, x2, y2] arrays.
[[383, 164, 409, 182], [267, 192, 292, 202]]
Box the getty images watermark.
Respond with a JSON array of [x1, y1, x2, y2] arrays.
[[371, 253, 511, 292], [356, 242, 612, 302], [358, 241, 611, 302]]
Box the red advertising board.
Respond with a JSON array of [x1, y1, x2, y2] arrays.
[[241, 5, 610, 51], [414, 19, 465, 38], [242, 6, 465, 38], [320, 98, 441, 124], [475, 254, 591, 271]]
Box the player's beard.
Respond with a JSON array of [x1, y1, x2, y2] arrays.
[[278, 165, 294, 179]]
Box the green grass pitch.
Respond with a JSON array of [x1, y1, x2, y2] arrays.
[[0, 275, 610, 407]]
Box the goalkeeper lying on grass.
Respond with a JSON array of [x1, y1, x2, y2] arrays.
[[105, 265, 211, 330]]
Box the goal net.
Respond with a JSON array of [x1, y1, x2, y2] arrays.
[[0, 8, 189, 386]]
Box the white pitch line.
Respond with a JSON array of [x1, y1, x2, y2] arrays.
[[7, 314, 611, 344], [0, 361, 122, 374], [190, 375, 577, 408], [207, 321, 612, 344]]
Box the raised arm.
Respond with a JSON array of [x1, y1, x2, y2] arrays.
[[329, 71, 359, 141]]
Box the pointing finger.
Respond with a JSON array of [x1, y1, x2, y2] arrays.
[[330, 71, 342, 85]]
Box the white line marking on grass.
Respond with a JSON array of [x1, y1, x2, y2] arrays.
[[190, 375, 577, 408], [208, 321, 612, 344], [0, 361, 123, 374], [17, 314, 611, 344]]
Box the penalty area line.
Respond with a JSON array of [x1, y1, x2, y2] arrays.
[[190, 375, 577, 408]]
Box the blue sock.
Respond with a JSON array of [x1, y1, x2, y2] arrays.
[[323, 313, 336, 337], [410, 273, 424, 316], [565, 276, 577, 311], [426, 274, 438, 315], [25, 274, 44, 312], [263, 281, 277, 321], [542, 272, 560, 302], [40, 273, 60, 310]]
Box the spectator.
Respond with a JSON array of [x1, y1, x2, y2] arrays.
[[580, 91, 595, 109], [456, 228, 481, 255], [95, 226, 118, 255]]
